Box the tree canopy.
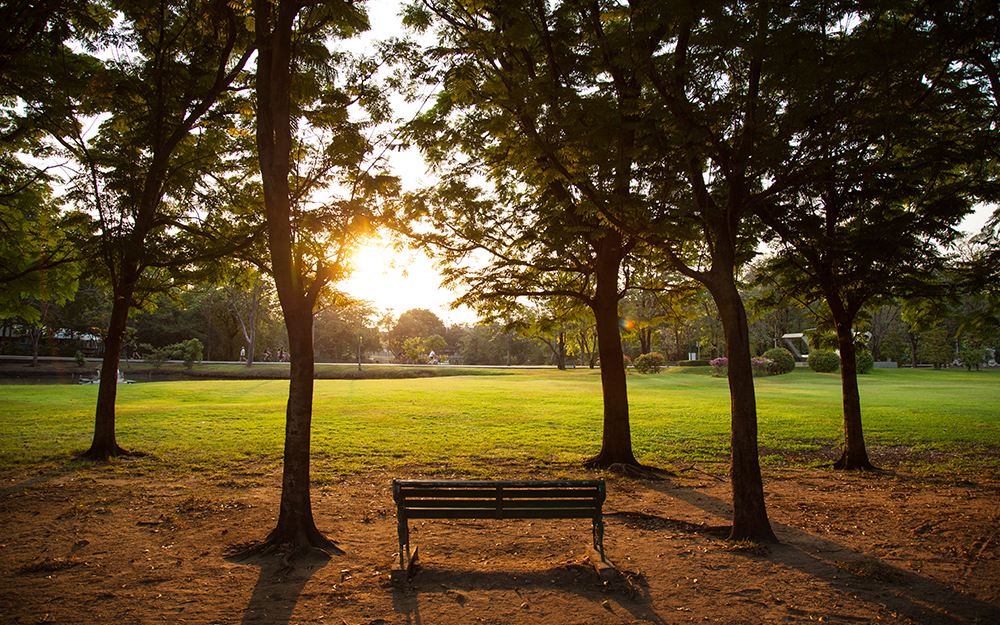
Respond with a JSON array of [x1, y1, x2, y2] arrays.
[[62, 0, 260, 460]]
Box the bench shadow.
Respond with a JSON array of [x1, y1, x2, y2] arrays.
[[392, 561, 667, 625], [636, 477, 999, 624], [231, 551, 330, 625]]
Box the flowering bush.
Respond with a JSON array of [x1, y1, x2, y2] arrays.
[[711, 356, 773, 377], [763, 347, 796, 375], [633, 352, 664, 374], [751, 356, 773, 377], [710, 357, 728, 377]]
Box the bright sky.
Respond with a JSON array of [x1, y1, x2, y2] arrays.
[[340, 236, 479, 326], [333, 2, 482, 326]]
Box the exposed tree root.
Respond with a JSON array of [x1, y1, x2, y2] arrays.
[[607, 463, 675, 480], [727, 525, 780, 544], [232, 541, 337, 579], [77, 445, 147, 462], [583, 456, 674, 480], [831, 450, 880, 472], [229, 527, 344, 574], [675, 464, 725, 481]]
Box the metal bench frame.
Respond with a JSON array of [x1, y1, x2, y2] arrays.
[[392, 478, 606, 571]]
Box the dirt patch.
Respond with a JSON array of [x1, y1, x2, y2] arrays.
[[1, 460, 998, 625]]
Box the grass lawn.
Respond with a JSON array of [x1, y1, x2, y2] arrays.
[[1, 366, 997, 479]]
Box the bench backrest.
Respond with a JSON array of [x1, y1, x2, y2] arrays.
[[393, 479, 605, 520]]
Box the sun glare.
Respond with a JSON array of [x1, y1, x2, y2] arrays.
[[341, 235, 477, 325]]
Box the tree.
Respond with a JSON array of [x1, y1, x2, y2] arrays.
[[753, 4, 997, 470], [603, 0, 835, 541], [868, 304, 906, 364], [387, 308, 446, 353], [510, 302, 579, 371], [403, 0, 668, 471], [457, 322, 548, 365], [655, 285, 702, 362], [954, 216, 1000, 351], [0, 173, 84, 323], [1, 1, 97, 323], [225, 267, 275, 367], [619, 277, 700, 357], [314, 302, 380, 365], [691, 292, 725, 362], [251, 0, 394, 555], [918, 327, 954, 369], [408, 0, 782, 538], [51, 0, 260, 460]]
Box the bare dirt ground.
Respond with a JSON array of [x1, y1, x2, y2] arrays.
[[1, 457, 998, 625]]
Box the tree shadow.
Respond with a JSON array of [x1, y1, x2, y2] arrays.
[[637, 477, 999, 624], [392, 561, 667, 625], [229, 548, 330, 625]]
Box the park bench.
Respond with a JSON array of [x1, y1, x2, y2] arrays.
[[392, 478, 608, 580]]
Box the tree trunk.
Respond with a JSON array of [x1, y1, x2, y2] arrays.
[[249, 0, 336, 555], [263, 301, 333, 549], [29, 325, 41, 367], [639, 328, 652, 355], [80, 280, 135, 460], [830, 313, 876, 471], [584, 234, 640, 469], [705, 272, 777, 543]]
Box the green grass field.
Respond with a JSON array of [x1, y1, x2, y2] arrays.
[[1, 366, 997, 479]]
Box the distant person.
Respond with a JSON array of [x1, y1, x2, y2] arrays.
[[240, 347, 246, 362]]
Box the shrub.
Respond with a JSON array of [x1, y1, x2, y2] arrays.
[[808, 350, 840, 373], [142, 343, 172, 370], [176, 338, 204, 370], [855, 347, 874, 375], [633, 352, 664, 374], [141, 339, 204, 370], [711, 355, 772, 376], [710, 356, 728, 377], [751, 356, 773, 377], [763, 348, 795, 375], [958, 343, 987, 371], [678, 359, 710, 367], [74, 350, 87, 368]]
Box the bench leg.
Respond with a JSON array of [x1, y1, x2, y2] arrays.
[[397, 517, 409, 571], [593, 515, 606, 562]]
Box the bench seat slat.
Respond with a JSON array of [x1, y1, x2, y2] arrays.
[[395, 479, 604, 488], [398, 488, 601, 499], [404, 499, 599, 510], [406, 509, 598, 520]]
